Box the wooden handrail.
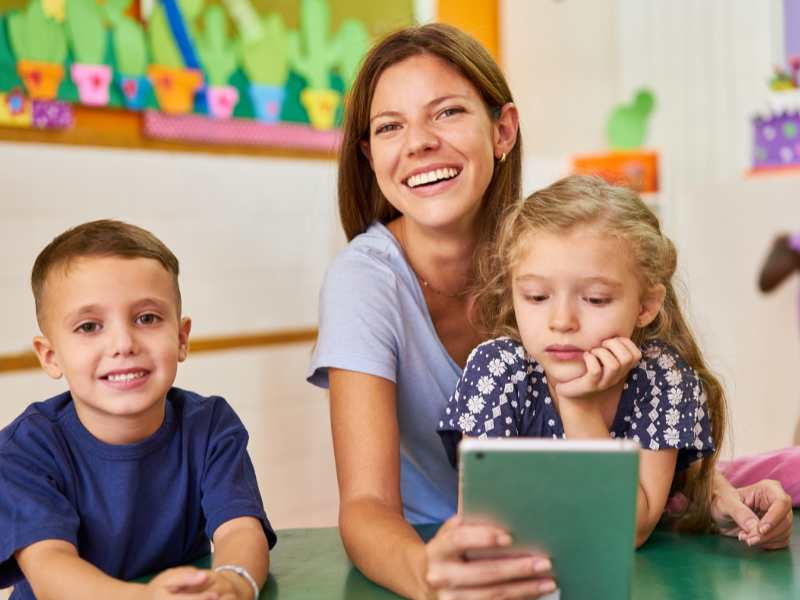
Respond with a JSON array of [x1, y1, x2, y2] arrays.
[[0, 327, 318, 374]]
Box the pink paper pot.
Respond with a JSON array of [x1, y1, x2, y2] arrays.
[[71, 63, 113, 106], [206, 85, 239, 119]]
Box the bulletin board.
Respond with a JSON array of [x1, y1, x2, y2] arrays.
[[0, 0, 414, 158]]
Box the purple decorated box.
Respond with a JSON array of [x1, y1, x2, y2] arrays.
[[753, 112, 800, 169]]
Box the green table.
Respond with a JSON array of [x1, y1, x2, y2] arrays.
[[255, 512, 799, 599]]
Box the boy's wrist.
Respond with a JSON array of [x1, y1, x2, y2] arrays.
[[215, 565, 259, 600]]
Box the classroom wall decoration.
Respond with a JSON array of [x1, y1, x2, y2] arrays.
[[0, 0, 413, 151]]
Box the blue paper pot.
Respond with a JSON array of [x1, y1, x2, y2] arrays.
[[249, 84, 286, 123], [118, 74, 150, 110]]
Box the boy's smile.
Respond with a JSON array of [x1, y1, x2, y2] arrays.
[[32, 255, 191, 444]]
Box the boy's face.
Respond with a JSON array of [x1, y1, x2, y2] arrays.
[[33, 255, 191, 443]]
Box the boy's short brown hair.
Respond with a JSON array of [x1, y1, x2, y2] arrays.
[[32, 219, 181, 326]]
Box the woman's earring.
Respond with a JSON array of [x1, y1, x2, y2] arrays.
[[498, 152, 507, 163]]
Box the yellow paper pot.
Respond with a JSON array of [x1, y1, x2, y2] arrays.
[[148, 65, 203, 115], [17, 60, 64, 100], [300, 88, 341, 131]]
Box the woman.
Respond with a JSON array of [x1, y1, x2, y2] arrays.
[[308, 23, 793, 600]]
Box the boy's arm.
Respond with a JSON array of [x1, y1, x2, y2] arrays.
[[208, 516, 270, 600], [15, 539, 219, 600]]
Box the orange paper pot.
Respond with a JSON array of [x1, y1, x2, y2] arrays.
[[16, 60, 65, 100], [147, 65, 203, 115], [572, 150, 659, 193], [300, 88, 341, 131]]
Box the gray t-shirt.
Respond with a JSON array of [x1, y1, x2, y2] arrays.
[[307, 222, 460, 523]]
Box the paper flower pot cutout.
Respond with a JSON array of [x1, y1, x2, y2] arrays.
[[300, 88, 339, 130], [16, 60, 64, 100], [249, 84, 285, 123], [118, 74, 150, 110], [206, 85, 239, 119], [71, 64, 112, 106], [147, 65, 203, 115], [0, 91, 33, 127]]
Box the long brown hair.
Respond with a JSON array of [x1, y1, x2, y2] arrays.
[[474, 175, 726, 531], [337, 23, 522, 244]]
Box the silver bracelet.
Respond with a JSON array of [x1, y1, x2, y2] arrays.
[[214, 564, 260, 599]]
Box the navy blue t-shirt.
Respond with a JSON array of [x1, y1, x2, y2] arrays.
[[437, 337, 714, 469], [0, 387, 276, 599]]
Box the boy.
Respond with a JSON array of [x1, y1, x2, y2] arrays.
[[0, 220, 275, 600]]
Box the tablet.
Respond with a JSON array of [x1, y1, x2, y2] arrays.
[[459, 438, 640, 600]]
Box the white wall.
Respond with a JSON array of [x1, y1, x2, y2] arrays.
[[504, 0, 799, 455]]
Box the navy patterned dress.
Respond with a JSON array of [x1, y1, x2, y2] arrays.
[[437, 337, 714, 470]]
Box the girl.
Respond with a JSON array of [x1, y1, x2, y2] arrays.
[[438, 174, 724, 546]]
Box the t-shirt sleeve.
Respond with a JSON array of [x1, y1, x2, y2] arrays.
[[0, 421, 80, 588], [629, 342, 715, 470], [307, 250, 402, 388], [201, 399, 277, 549], [437, 340, 527, 466]]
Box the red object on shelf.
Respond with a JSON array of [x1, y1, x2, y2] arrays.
[[572, 150, 659, 193]]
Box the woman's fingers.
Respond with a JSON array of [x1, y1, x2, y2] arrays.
[[427, 554, 552, 590], [436, 576, 557, 600], [428, 523, 511, 560]]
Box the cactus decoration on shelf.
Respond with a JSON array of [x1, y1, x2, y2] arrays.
[[197, 5, 239, 118], [1, 0, 374, 135], [607, 89, 655, 151]]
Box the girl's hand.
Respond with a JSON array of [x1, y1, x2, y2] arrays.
[[555, 337, 641, 400], [423, 515, 556, 600], [711, 479, 793, 550]]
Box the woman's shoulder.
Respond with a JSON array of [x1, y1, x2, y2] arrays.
[[324, 222, 409, 288]]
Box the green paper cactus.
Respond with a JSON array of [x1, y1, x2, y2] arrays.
[[332, 19, 367, 89], [114, 15, 148, 77], [607, 89, 655, 150], [8, 0, 67, 63], [287, 0, 338, 90], [239, 13, 288, 86], [65, 0, 106, 65], [197, 5, 237, 86], [148, 3, 183, 68]]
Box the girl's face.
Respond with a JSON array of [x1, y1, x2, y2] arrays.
[[363, 53, 515, 235], [511, 225, 663, 385]]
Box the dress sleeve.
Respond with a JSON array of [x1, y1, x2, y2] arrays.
[[437, 340, 528, 466], [0, 422, 80, 588], [201, 399, 277, 549], [630, 342, 715, 470], [307, 250, 402, 388]]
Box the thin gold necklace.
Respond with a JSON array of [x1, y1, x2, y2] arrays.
[[398, 220, 469, 299]]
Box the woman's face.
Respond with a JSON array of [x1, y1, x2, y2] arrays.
[[363, 53, 508, 236]]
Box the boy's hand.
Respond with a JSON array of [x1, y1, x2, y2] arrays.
[[145, 567, 219, 599], [203, 570, 255, 600], [554, 337, 641, 400]]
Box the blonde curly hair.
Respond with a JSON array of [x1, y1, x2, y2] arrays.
[[472, 174, 726, 532]]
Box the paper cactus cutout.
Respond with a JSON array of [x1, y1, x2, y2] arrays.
[[113, 15, 148, 77], [239, 13, 288, 86], [287, 0, 340, 89], [332, 19, 367, 89], [607, 89, 655, 150], [148, 3, 183, 68], [65, 0, 107, 64], [197, 5, 237, 86], [42, 0, 65, 22], [221, 0, 262, 44], [8, 0, 68, 63]]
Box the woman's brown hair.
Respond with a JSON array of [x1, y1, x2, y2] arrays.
[[337, 23, 522, 243], [474, 175, 727, 532]]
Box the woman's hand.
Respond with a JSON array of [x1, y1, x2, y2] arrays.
[[711, 478, 793, 550], [555, 337, 641, 400], [423, 515, 556, 600]]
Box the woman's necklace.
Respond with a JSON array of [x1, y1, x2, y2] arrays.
[[398, 219, 469, 299]]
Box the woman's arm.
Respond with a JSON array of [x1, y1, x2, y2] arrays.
[[330, 368, 555, 600]]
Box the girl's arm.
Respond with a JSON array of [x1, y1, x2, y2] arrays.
[[557, 400, 677, 547], [330, 368, 556, 600]]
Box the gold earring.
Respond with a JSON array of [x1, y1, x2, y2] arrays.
[[498, 152, 507, 163]]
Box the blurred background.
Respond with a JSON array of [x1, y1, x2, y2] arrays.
[[1, 2, 799, 566]]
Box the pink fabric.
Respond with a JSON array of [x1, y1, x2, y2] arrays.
[[718, 447, 800, 507]]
